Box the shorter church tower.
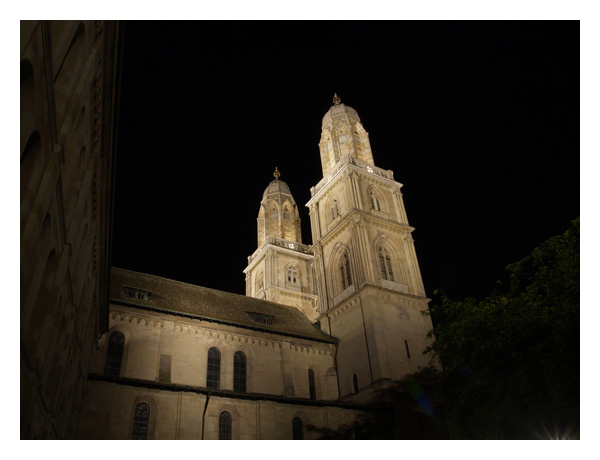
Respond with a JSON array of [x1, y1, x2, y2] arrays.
[[244, 169, 319, 322]]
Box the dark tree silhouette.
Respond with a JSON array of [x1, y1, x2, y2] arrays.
[[425, 218, 580, 439]]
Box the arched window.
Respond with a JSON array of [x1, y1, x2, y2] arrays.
[[207, 347, 221, 389], [369, 190, 382, 211], [378, 246, 394, 281], [233, 351, 247, 392], [331, 200, 340, 221], [219, 411, 232, 440], [352, 374, 359, 394], [287, 266, 298, 285], [283, 205, 290, 219], [292, 417, 304, 440], [339, 253, 352, 290], [131, 402, 150, 440], [308, 369, 316, 400], [104, 331, 124, 377]]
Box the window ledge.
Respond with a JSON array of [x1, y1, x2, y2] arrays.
[[379, 279, 409, 294], [333, 284, 356, 306]]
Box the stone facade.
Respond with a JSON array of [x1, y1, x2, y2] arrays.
[[80, 96, 436, 439], [80, 269, 367, 439], [21, 28, 435, 439], [307, 97, 433, 398], [20, 20, 120, 439], [82, 379, 364, 440], [245, 172, 319, 321]]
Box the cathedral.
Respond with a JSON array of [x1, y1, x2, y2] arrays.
[[20, 21, 435, 439], [79, 94, 435, 439]]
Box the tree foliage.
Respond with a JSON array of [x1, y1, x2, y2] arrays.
[[425, 218, 580, 439]]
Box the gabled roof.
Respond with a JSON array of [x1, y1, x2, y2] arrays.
[[110, 267, 335, 344]]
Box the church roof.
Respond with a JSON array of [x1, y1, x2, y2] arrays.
[[110, 267, 334, 343]]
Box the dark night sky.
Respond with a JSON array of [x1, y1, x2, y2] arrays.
[[111, 20, 579, 301]]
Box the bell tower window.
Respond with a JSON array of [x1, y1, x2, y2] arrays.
[[369, 190, 382, 211], [287, 266, 298, 284], [378, 247, 394, 281], [331, 200, 340, 221], [339, 253, 352, 290]]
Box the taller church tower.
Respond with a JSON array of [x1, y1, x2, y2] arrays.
[[244, 169, 319, 322], [306, 94, 434, 398]]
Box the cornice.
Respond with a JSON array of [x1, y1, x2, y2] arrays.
[[315, 208, 414, 248], [306, 158, 402, 208], [110, 301, 336, 345], [111, 305, 332, 354], [245, 240, 314, 272], [318, 282, 430, 322], [88, 373, 376, 411]]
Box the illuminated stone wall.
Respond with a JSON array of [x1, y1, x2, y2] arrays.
[[307, 99, 434, 398], [81, 380, 362, 440], [20, 20, 119, 439], [80, 301, 372, 439], [245, 176, 319, 321], [89, 303, 339, 399]]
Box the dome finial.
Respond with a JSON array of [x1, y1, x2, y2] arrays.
[[273, 167, 280, 180], [333, 93, 341, 105]]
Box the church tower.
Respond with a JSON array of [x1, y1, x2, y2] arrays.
[[244, 169, 319, 322], [306, 94, 434, 398]]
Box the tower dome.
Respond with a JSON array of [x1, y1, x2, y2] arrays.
[[256, 168, 302, 246], [263, 174, 292, 199], [318, 94, 374, 177], [321, 99, 361, 131]]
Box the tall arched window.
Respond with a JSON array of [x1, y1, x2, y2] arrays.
[[233, 351, 247, 392], [378, 247, 394, 281], [352, 374, 359, 394], [104, 331, 125, 377], [292, 417, 304, 440], [131, 402, 150, 440], [339, 253, 352, 291], [207, 347, 221, 389], [308, 369, 316, 400], [219, 411, 232, 440]]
